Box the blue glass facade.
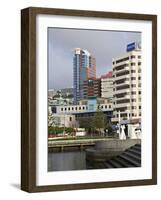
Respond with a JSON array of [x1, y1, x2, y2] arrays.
[[73, 49, 96, 104]]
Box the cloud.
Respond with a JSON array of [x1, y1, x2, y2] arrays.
[[48, 28, 141, 89]]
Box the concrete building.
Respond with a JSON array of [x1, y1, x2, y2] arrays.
[[52, 98, 113, 116], [73, 48, 96, 104], [112, 42, 141, 123], [83, 78, 101, 99], [51, 97, 113, 125], [101, 71, 113, 99]]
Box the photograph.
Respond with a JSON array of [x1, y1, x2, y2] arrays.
[[47, 28, 142, 172], [21, 7, 157, 192]]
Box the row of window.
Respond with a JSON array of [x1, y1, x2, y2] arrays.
[[60, 104, 112, 112], [114, 76, 141, 84], [114, 69, 141, 77], [113, 55, 141, 65], [131, 55, 141, 59], [114, 83, 141, 91], [131, 62, 141, 66], [115, 98, 142, 105], [115, 112, 141, 118]]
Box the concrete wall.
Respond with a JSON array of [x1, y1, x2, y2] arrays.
[[95, 139, 141, 151]]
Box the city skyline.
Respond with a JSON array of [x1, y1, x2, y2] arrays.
[[48, 28, 141, 90]]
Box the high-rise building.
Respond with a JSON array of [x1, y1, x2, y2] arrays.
[[101, 71, 113, 99], [73, 48, 96, 104], [112, 42, 141, 123]]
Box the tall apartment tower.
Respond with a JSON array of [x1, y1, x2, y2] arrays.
[[112, 42, 141, 123], [73, 48, 96, 104]]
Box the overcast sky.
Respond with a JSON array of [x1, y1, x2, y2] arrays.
[[48, 28, 141, 90]]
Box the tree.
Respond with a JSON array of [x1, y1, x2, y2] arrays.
[[78, 116, 94, 136], [48, 113, 57, 129], [93, 109, 106, 136]]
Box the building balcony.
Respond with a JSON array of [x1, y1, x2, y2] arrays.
[[113, 88, 130, 95], [113, 61, 130, 68], [113, 75, 130, 81], [114, 103, 131, 108], [114, 95, 131, 101], [115, 66, 129, 74], [114, 80, 130, 87]]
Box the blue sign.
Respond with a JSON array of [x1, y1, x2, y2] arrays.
[[126, 42, 136, 52]]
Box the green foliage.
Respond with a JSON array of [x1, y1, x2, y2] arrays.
[[93, 109, 106, 129], [48, 113, 57, 128], [48, 126, 75, 136], [92, 109, 107, 135]]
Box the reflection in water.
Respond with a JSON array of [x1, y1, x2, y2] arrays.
[[48, 151, 87, 171]]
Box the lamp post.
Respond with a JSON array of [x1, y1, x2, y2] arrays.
[[118, 110, 121, 137]]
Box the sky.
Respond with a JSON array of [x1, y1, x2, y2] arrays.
[[48, 28, 141, 90]]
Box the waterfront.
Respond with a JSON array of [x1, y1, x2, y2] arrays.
[[48, 139, 141, 171], [48, 151, 87, 171]]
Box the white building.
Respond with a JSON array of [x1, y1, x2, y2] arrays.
[[101, 76, 113, 99], [48, 106, 77, 128], [112, 46, 141, 123], [53, 101, 113, 115]]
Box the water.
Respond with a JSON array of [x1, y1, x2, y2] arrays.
[[48, 151, 87, 171]]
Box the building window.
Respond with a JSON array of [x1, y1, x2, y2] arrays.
[[72, 107, 74, 110], [116, 85, 130, 90], [116, 71, 129, 77], [131, 84, 136, 88], [132, 106, 137, 109], [139, 106, 141, 109], [131, 77, 136, 80], [138, 77, 141, 80], [115, 78, 129, 84], [68, 107, 70, 111], [105, 105, 107, 109], [114, 63, 128, 71], [61, 108, 63, 111], [79, 107, 81, 110], [131, 63, 136, 66], [131, 55, 135, 59], [116, 57, 129, 64], [131, 70, 136, 73], [139, 91, 141, 94], [82, 106, 85, 110], [138, 68, 141, 73], [121, 113, 127, 118], [131, 91, 136, 95], [138, 55, 141, 59], [138, 62, 141, 65], [116, 99, 130, 104], [138, 83, 141, 87], [101, 105, 103, 109], [69, 117, 72, 121], [116, 107, 128, 112], [75, 107, 77, 110], [132, 99, 136, 102]]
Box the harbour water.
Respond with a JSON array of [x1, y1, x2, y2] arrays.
[[48, 151, 87, 171]]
